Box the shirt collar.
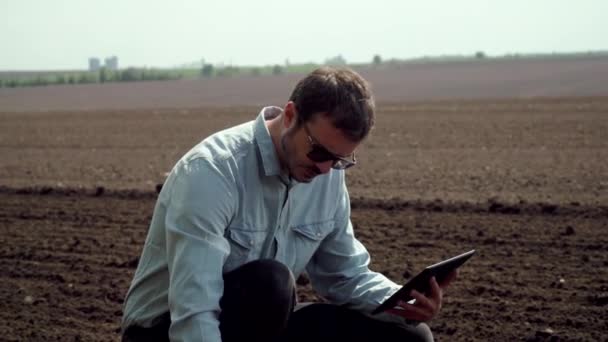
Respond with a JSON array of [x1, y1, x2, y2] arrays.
[[254, 106, 284, 177]]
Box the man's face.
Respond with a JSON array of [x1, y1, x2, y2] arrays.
[[280, 112, 359, 183]]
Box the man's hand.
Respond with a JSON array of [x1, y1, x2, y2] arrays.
[[387, 270, 458, 322]]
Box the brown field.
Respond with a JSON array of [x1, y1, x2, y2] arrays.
[[1, 64, 608, 341], [2, 56, 608, 112]]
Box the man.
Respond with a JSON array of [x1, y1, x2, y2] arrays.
[[122, 67, 456, 342]]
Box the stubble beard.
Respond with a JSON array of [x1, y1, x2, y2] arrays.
[[280, 130, 313, 183]]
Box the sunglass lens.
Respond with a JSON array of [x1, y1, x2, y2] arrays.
[[307, 145, 334, 162]]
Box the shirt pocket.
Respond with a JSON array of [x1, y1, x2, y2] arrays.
[[223, 227, 266, 273], [290, 220, 335, 273]]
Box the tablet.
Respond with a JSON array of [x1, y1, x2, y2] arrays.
[[372, 249, 476, 315]]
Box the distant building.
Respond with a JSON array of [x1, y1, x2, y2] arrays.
[[88, 57, 101, 71], [105, 56, 119, 70], [87, 56, 119, 71]]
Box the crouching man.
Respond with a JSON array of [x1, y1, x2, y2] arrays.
[[122, 66, 456, 342]]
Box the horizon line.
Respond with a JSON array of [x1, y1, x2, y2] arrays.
[[1, 50, 607, 73]]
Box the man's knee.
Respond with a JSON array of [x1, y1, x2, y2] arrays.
[[237, 259, 294, 293], [253, 259, 295, 285], [222, 259, 295, 307], [220, 260, 295, 341]]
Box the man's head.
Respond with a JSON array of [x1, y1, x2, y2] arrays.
[[276, 66, 375, 183], [289, 66, 375, 142]]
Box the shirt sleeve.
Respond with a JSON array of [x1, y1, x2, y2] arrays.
[[305, 176, 401, 315], [164, 157, 236, 342]]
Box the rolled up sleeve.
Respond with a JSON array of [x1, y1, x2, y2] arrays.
[[164, 157, 236, 342]]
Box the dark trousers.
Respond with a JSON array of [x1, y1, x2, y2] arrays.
[[122, 259, 432, 342]]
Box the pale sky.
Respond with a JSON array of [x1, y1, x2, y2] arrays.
[[1, 0, 607, 70]]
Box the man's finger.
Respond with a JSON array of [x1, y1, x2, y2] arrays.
[[409, 290, 434, 311], [429, 277, 442, 303], [389, 302, 432, 321], [439, 269, 458, 288], [398, 297, 434, 320]]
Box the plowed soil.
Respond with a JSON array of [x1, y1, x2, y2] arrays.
[[1, 96, 607, 341]]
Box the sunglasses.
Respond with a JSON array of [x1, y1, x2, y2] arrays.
[[303, 124, 356, 170]]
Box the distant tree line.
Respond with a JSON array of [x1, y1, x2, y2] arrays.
[[199, 63, 286, 78], [0, 67, 182, 88], [3, 51, 606, 88]]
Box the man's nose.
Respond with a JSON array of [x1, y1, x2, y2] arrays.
[[316, 160, 334, 174]]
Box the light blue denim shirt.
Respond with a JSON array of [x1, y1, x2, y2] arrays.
[[122, 106, 401, 341]]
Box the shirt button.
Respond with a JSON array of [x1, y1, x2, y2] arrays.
[[249, 240, 254, 245], [316, 233, 321, 237]]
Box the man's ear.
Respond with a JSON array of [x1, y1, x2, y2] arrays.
[[283, 101, 297, 129]]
